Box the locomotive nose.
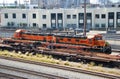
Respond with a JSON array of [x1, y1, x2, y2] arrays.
[[13, 29, 26, 39], [103, 42, 111, 54]]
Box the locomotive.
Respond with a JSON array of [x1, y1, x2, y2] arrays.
[[13, 29, 111, 54]]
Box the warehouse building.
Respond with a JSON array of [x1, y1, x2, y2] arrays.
[[0, 7, 120, 30]]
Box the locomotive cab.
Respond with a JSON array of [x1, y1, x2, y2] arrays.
[[93, 34, 111, 54], [94, 34, 104, 46], [13, 29, 25, 39], [94, 34, 110, 47]]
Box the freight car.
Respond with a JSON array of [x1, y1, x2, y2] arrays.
[[13, 29, 111, 54]]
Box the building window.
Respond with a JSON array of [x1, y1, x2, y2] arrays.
[[58, 23, 63, 28], [117, 12, 120, 27], [109, 23, 114, 27], [73, 15, 76, 19], [67, 15, 71, 19], [4, 13, 8, 18], [118, 5, 120, 7], [42, 15, 46, 19], [101, 14, 106, 19], [43, 24, 47, 28], [79, 13, 84, 19], [22, 13, 26, 19], [112, 5, 115, 7], [51, 13, 56, 19], [117, 23, 120, 27], [101, 24, 106, 28], [67, 24, 71, 28], [33, 23, 36, 27], [95, 24, 99, 28], [87, 13, 92, 19], [108, 12, 114, 19], [51, 23, 56, 28], [33, 13, 36, 19], [58, 13, 62, 20], [13, 13, 16, 19], [95, 14, 99, 19], [117, 12, 120, 19], [72, 24, 77, 28]]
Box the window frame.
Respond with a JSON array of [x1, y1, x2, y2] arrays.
[[43, 24, 47, 28], [12, 13, 16, 19], [33, 13, 36, 19], [67, 15, 71, 19], [22, 13, 26, 19], [33, 23, 37, 27], [4, 13, 8, 19], [101, 14, 106, 19], [72, 15, 76, 19], [95, 14, 99, 19], [42, 15, 46, 19]]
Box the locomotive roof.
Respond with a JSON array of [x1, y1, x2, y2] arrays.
[[55, 35, 87, 38], [23, 32, 54, 36], [23, 32, 87, 38], [16, 29, 24, 32]]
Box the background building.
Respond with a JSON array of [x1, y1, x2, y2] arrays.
[[30, 0, 90, 8], [1, 7, 120, 30], [99, 0, 110, 4]]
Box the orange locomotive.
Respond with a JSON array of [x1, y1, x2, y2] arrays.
[[13, 29, 111, 54]]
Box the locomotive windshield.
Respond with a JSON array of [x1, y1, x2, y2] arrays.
[[95, 36, 102, 40]]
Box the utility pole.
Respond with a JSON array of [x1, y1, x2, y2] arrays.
[[3, 0, 5, 8], [19, 0, 20, 8], [83, 0, 86, 36], [24, 0, 29, 9], [38, 0, 40, 8]]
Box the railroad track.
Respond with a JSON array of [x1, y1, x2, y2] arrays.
[[0, 43, 120, 68], [0, 56, 120, 79], [112, 49, 120, 53], [0, 63, 66, 79], [0, 72, 27, 79]]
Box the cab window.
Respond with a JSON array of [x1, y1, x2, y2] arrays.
[[95, 37, 102, 40]]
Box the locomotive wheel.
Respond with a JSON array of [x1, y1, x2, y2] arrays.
[[106, 48, 111, 54], [101, 46, 111, 54], [104, 47, 111, 54]]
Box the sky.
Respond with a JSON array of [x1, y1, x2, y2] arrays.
[[0, 0, 119, 4]]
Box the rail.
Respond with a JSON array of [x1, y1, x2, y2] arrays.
[[0, 72, 27, 79], [0, 56, 120, 79], [112, 49, 120, 53], [0, 63, 66, 79]]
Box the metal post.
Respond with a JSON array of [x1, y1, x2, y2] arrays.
[[19, 0, 20, 8], [3, 0, 5, 8], [38, 0, 40, 8], [83, 0, 86, 36]]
